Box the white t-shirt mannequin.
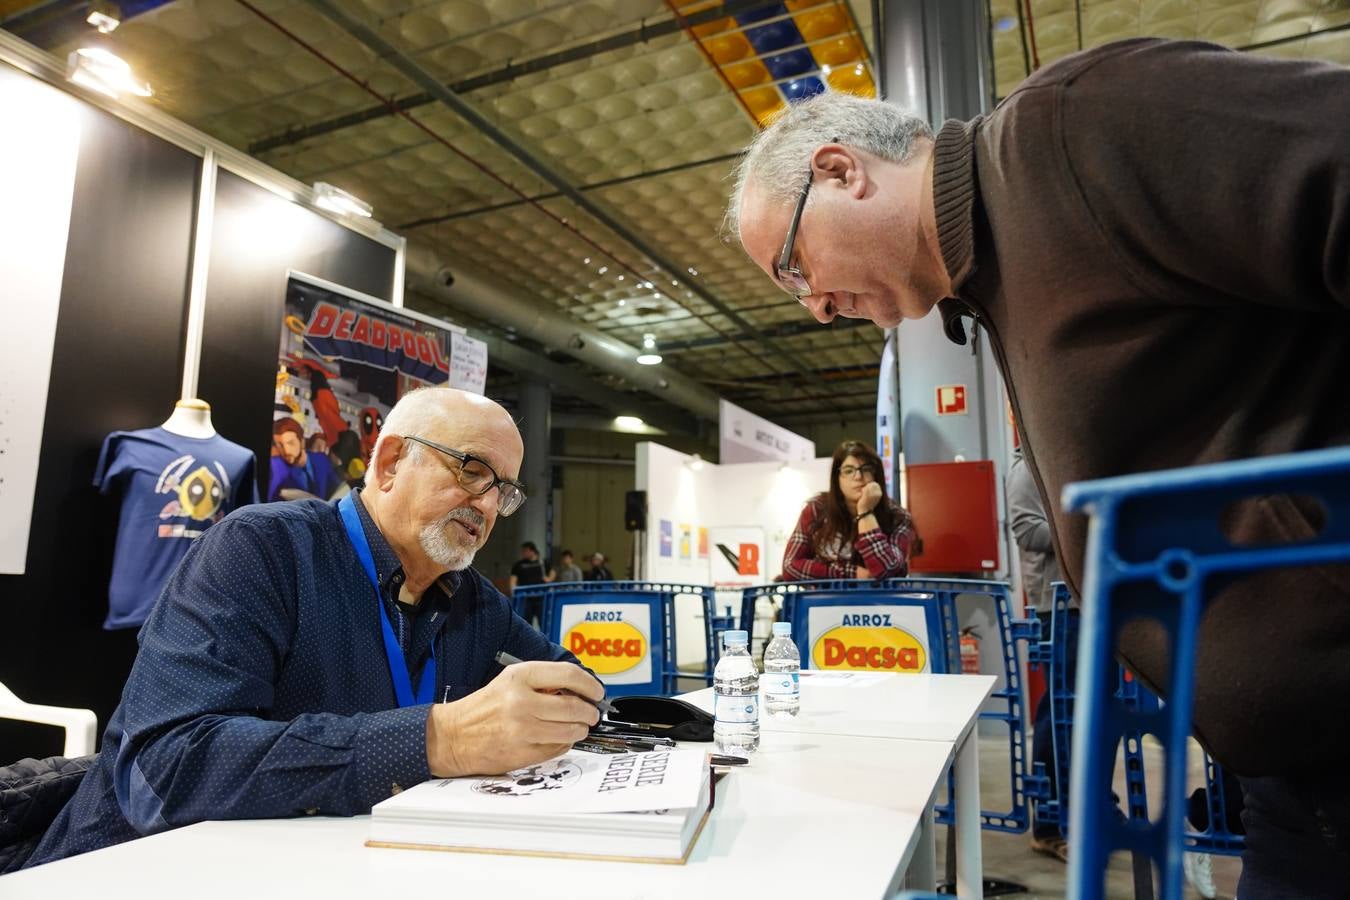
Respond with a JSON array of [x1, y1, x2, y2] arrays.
[[160, 398, 216, 439]]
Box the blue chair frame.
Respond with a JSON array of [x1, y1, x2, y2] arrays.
[[512, 581, 716, 697], [1063, 446, 1350, 899]]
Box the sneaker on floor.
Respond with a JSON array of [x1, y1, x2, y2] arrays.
[[1029, 834, 1069, 864], [1183, 851, 1217, 899]]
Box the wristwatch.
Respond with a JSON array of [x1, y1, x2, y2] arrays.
[[854, 510, 875, 522]]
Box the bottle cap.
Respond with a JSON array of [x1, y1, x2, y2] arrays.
[[722, 630, 748, 644], [772, 622, 792, 636]]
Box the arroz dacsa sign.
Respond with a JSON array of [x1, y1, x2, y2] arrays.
[[557, 603, 653, 685], [805, 605, 932, 673]]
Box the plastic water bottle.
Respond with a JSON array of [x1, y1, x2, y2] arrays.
[[762, 622, 801, 719], [713, 630, 760, 755]]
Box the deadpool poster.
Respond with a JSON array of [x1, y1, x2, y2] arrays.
[[269, 273, 454, 502]]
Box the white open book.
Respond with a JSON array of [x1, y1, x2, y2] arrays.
[[367, 747, 714, 864]]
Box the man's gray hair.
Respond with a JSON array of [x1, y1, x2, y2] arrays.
[[364, 386, 455, 487], [726, 92, 933, 239]]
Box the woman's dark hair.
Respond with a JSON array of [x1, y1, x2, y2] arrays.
[[809, 440, 897, 557]]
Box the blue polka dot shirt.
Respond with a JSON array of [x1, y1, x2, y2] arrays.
[[27, 492, 578, 866]]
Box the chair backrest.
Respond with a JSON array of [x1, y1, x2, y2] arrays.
[[0, 681, 98, 757]]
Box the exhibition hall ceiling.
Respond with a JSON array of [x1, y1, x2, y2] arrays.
[[5, 0, 1347, 427]]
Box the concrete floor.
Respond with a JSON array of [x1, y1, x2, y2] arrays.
[[932, 733, 1243, 899]]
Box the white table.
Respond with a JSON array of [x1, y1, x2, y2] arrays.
[[3, 730, 955, 900], [686, 672, 997, 899]]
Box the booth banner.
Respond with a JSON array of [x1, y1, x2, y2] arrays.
[[708, 526, 766, 589], [718, 399, 815, 464], [0, 70, 82, 575], [876, 330, 899, 496], [805, 605, 931, 673], [271, 274, 459, 502], [558, 602, 653, 685]]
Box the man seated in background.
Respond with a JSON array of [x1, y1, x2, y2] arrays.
[[25, 387, 601, 868]]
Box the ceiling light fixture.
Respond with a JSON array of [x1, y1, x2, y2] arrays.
[[636, 332, 662, 366], [86, 1, 122, 33], [313, 181, 373, 218], [614, 415, 645, 431], [66, 47, 150, 98], [598, 265, 609, 275], [685, 454, 705, 472]]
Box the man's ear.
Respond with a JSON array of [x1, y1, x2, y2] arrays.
[[371, 436, 404, 493], [810, 143, 866, 197]]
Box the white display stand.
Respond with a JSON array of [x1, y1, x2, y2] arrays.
[[635, 442, 832, 668]]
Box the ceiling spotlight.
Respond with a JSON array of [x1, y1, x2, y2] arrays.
[[583, 257, 591, 264], [598, 265, 609, 275], [617, 274, 624, 281], [618, 299, 626, 306], [614, 415, 645, 431], [66, 47, 150, 98], [313, 181, 372, 218], [86, 1, 122, 33], [687, 267, 699, 276], [636, 332, 662, 366]]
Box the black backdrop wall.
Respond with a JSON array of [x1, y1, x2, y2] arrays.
[[198, 169, 395, 498], [0, 105, 396, 760]]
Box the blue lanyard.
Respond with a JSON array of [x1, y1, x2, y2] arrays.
[[338, 494, 436, 707]]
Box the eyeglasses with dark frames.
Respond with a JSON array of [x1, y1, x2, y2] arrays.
[[776, 169, 814, 303], [402, 435, 526, 517], [839, 463, 877, 481]]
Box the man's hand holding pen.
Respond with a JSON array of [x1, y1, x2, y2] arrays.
[[425, 660, 603, 778]]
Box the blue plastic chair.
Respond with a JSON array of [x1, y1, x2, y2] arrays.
[[1063, 446, 1350, 899]]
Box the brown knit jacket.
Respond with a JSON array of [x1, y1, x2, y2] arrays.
[[932, 38, 1350, 776]]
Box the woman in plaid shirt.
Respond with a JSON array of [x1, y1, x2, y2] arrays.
[[781, 441, 917, 581]]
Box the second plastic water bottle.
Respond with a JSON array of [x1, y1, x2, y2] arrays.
[[762, 622, 801, 719], [713, 630, 759, 755]]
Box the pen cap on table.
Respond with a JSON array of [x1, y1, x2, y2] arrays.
[[605, 695, 715, 742]]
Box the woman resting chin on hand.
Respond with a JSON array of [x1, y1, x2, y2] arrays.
[[780, 440, 917, 582]]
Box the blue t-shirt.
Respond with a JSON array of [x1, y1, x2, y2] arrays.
[[94, 427, 258, 629]]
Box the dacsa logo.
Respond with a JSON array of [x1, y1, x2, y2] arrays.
[[566, 613, 647, 675], [811, 615, 926, 672]]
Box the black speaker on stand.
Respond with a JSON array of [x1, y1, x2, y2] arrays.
[[625, 490, 647, 580]]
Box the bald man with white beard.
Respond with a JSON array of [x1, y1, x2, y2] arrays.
[[26, 387, 601, 870]]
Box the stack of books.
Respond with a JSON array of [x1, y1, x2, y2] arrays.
[[367, 747, 713, 864]]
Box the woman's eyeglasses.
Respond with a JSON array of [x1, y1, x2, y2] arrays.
[[839, 464, 877, 481]]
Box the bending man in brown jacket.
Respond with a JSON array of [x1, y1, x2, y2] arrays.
[[728, 38, 1349, 898]]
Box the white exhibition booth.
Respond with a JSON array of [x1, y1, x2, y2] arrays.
[[634, 440, 831, 670]]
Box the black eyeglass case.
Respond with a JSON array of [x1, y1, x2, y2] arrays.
[[604, 695, 715, 742]]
